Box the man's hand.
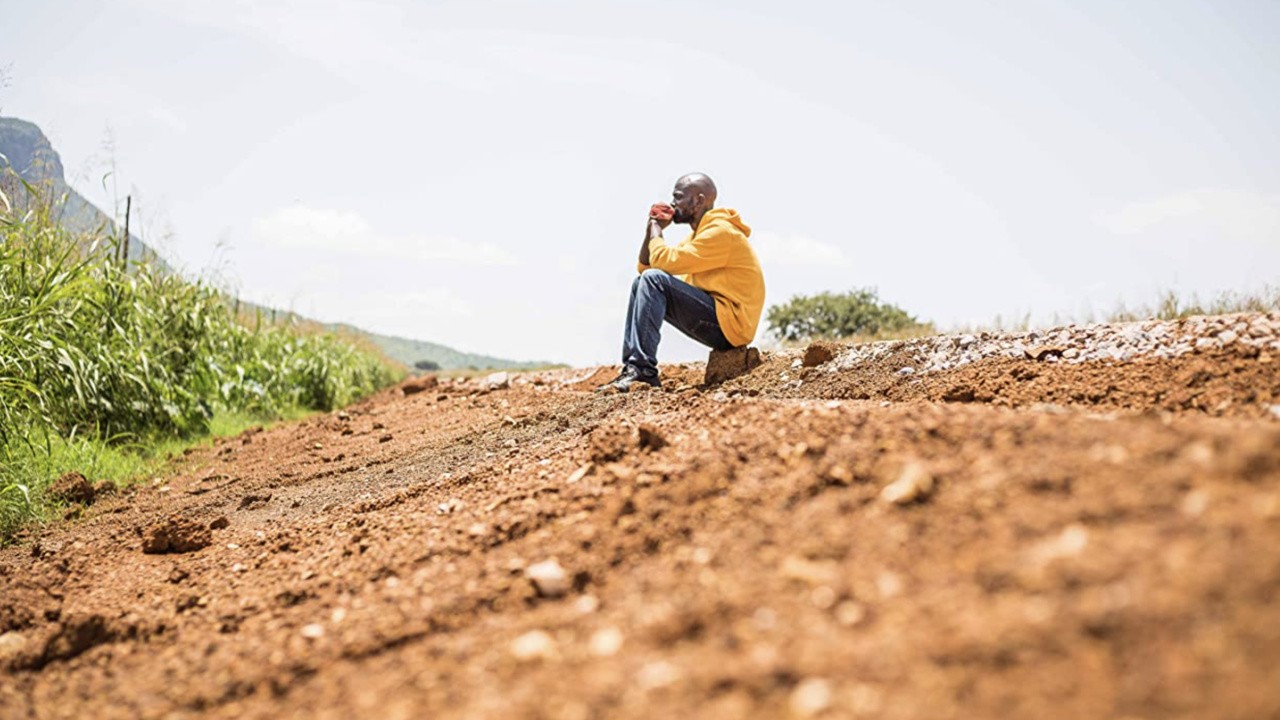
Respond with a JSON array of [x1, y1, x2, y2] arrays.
[[649, 202, 674, 229]]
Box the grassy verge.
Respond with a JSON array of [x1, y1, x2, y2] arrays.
[[0, 175, 402, 542]]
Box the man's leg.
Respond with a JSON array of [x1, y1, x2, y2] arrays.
[[660, 274, 735, 352], [625, 268, 733, 367], [620, 270, 670, 381]]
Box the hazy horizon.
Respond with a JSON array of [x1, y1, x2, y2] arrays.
[[3, 0, 1277, 365]]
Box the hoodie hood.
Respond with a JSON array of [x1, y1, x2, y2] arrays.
[[698, 207, 751, 237]]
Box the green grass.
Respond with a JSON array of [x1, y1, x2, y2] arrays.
[[0, 174, 402, 541]]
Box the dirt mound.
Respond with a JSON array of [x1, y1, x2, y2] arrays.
[[1, 314, 1278, 719], [139, 515, 215, 554], [49, 472, 94, 505]]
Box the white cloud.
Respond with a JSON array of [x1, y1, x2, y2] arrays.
[[750, 230, 851, 267], [1097, 189, 1280, 244], [251, 204, 517, 266]]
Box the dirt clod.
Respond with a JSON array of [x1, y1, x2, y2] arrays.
[[401, 375, 439, 396], [140, 515, 212, 554], [802, 340, 840, 368], [50, 472, 95, 505]]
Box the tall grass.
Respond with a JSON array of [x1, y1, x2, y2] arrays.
[[0, 176, 401, 539]]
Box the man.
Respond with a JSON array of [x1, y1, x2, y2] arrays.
[[599, 173, 765, 392]]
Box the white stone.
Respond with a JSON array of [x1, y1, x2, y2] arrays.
[[300, 623, 325, 639], [589, 627, 624, 657], [510, 630, 557, 661], [789, 678, 834, 718], [526, 559, 570, 598], [879, 461, 934, 505]]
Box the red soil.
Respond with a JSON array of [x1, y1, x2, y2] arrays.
[[2, 336, 1278, 719]]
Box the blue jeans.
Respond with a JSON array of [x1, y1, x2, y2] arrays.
[[622, 269, 733, 378]]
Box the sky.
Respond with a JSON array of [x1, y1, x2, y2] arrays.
[[2, 0, 1278, 366]]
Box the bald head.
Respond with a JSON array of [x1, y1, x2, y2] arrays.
[[670, 172, 718, 225]]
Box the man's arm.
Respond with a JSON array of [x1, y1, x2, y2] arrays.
[[638, 217, 667, 267], [646, 221, 733, 275]]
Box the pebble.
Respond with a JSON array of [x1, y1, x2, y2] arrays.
[[789, 677, 834, 718], [0, 631, 27, 661], [835, 600, 867, 626], [825, 312, 1280, 375], [525, 559, 570, 598], [636, 660, 682, 690], [1268, 405, 1280, 420], [588, 627, 624, 657], [879, 461, 934, 505], [510, 630, 557, 661], [300, 623, 325, 640]]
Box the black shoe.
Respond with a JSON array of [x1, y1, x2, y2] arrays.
[[595, 365, 661, 393]]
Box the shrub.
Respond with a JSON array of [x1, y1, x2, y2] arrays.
[[766, 288, 929, 342]]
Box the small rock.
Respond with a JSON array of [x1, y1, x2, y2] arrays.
[[300, 623, 325, 639], [1028, 523, 1089, 565], [896, 366, 914, 376], [1218, 329, 1238, 344], [0, 631, 27, 662], [879, 461, 934, 505], [589, 627, 624, 657], [379, 433, 394, 443], [1181, 489, 1210, 517], [565, 464, 593, 484], [209, 516, 230, 530], [789, 677, 833, 717], [636, 660, 682, 690], [574, 595, 600, 614], [483, 372, 511, 390], [510, 630, 557, 661], [835, 600, 867, 627], [1268, 404, 1280, 420], [802, 341, 839, 368], [526, 559, 570, 598], [467, 523, 489, 538], [50, 472, 95, 505], [141, 516, 212, 554], [401, 375, 438, 396]]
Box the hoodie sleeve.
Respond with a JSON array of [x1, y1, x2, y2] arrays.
[[647, 221, 733, 275]]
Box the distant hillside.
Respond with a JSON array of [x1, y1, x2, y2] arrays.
[[328, 324, 555, 372], [0, 116, 170, 271], [0, 117, 552, 373]]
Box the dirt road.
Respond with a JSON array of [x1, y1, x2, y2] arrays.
[[3, 315, 1279, 719]]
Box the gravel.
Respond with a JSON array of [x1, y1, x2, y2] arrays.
[[825, 312, 1280, 375]]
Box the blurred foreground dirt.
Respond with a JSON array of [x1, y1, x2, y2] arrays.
[[2, 316, 1279, 720]]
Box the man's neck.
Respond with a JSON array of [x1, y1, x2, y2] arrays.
[[688, 209, 708, 231]]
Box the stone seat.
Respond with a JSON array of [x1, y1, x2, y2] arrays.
[[704, 346, 762, 386]]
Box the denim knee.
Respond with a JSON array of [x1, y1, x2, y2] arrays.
[[639, 268, 671, 290]]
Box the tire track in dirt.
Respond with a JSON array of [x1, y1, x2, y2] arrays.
[[2, 322, 1278, 720]]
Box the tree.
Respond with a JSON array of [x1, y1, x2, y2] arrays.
[[413, 359, 441, 371], [766, 288, 927, 342]]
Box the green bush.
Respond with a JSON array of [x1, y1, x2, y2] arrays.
[[766, 288, 929, 342], [0, 178, 400, 538]]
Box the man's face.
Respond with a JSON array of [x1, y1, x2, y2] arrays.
[[670, 181, 700, 224]]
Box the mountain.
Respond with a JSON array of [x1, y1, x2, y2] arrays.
[[0, 116, 169, 271], [0, 116, 553, 372]]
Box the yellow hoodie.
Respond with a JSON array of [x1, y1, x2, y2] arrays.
[[639, 208, 765, 348]]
